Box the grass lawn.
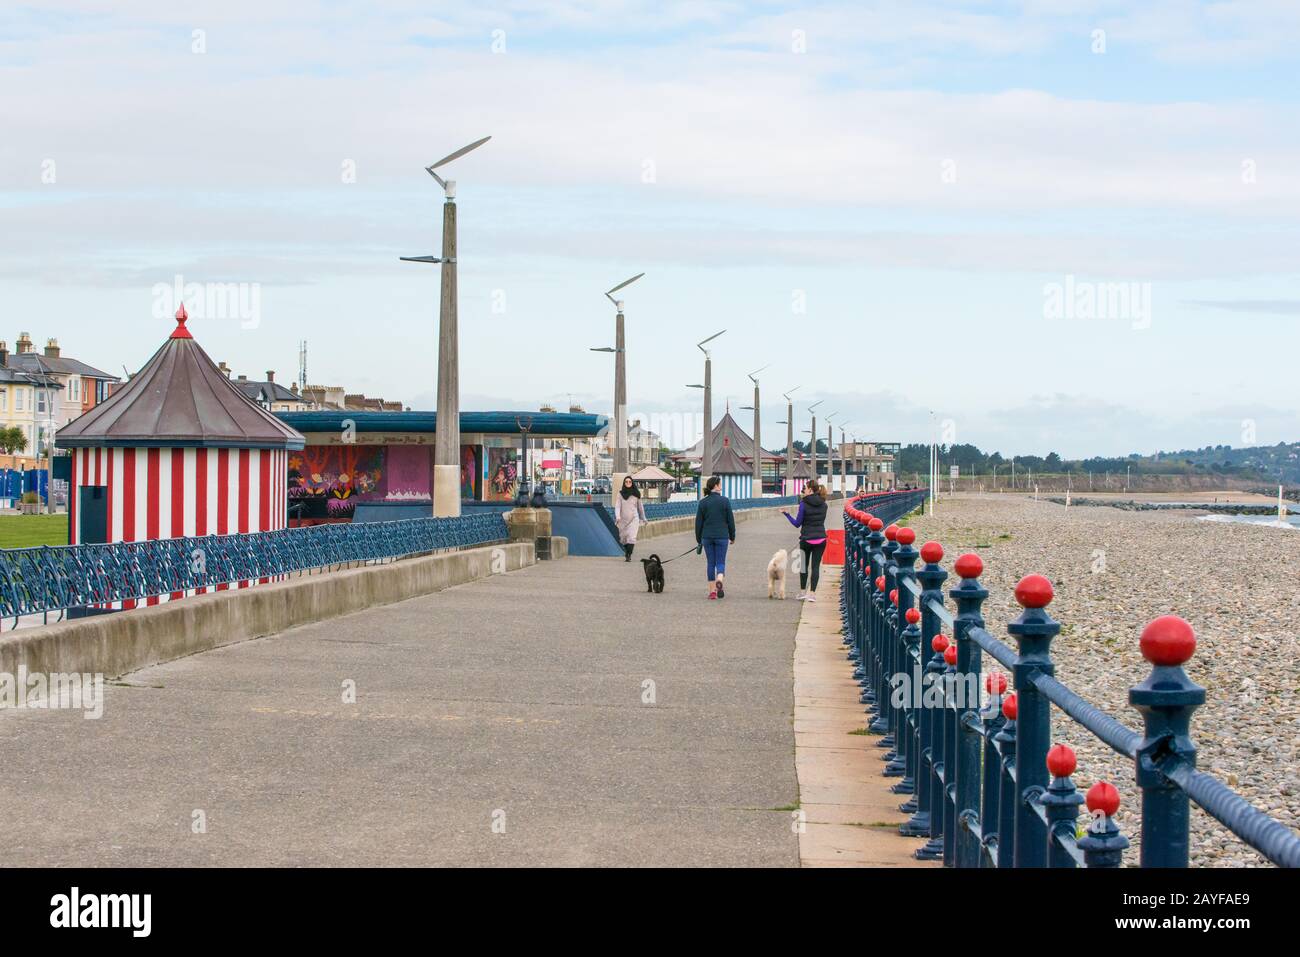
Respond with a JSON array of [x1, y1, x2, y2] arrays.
[[0, 513, 69, 549]]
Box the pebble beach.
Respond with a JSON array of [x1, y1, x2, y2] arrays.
[[898, 493, 1300, 867]]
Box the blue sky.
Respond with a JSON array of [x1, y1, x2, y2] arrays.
[[2, 0, 1298, 457]]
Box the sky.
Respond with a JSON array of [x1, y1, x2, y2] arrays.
[[2, 0, 1299, 458]]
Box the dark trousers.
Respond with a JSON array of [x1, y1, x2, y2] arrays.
[[799, 540, 826, 592]]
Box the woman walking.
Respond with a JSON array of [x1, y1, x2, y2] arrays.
[[782, 481, 828, 602], [694, 475, 736, 599], [614, 476, 648, 561]]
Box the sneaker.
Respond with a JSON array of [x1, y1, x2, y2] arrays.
[[806, 594, 817, 603], [716, 582, 725, 599], [708, 591, 717, 600], [796, 592, 807, 601]]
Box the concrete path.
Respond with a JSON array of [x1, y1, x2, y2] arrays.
[[794, 565, 940, 867], [0, 508, 815, 867]]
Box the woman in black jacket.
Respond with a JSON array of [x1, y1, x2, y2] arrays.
[[782, 482, 829, 602], [694, 476, 736, 599]]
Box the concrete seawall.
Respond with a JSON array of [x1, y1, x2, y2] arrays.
[[0, 541, 533, 681]]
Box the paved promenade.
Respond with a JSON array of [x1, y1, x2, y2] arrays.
[[0, 507, 826, 867]]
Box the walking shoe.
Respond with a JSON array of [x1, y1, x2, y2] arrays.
[[806, 594, 817, 603], [708, 591, 717, 600], [796, 592, 807, 601], [716, 582, 725, 599]]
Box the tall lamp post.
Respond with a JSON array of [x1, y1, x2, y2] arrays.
[[744, 365, 769, 498], [694, 330, 725, 495], [401, 135, 491, 517], [603, 273, 644, 499], [808, 400, 823, 481], [824, 411, 839, 489], [781, 386, 800, 495], [838, 422, 851, 494]]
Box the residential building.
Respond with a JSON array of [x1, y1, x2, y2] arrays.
[[1, 333, 119, 456]]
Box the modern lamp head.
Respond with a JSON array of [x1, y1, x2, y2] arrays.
[[782, 385, 801, 402], [747, 364, 770, 385], [605, 273, 644, 309], [696, 329, 725, 356], [808, 399, 824, 413], [425, 135, 491, 194]]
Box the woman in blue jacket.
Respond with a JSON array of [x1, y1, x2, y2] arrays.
[[694, 475, 736, 599]]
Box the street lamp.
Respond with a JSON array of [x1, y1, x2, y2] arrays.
[[781, 386, 800, 496], [603, 273, 644, 489], [745, 364, 769, 498], [824, 411, 839, 487], [837, 421, 851, 494], [695, 330, 724, 494], [401, 134, 490, 517], [807, 399, 823, 480]]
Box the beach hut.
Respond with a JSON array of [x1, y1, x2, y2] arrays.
[[628, 464, 674, 501], [710, 441, 752, 500], [56, 306, 305, 603], [783, 456, 815, 497]]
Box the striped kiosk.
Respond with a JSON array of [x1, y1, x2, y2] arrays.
[[56, 305, 305, 606], [711, 441, 752, 501]]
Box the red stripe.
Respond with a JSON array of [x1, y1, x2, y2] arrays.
[[122, 448, 136, 608], [259, 449, 270, 531], [171, 449, 185, 601], [196, 448, 208, 594], [217, 449, 229, 589]]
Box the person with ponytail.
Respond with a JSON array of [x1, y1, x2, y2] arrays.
[[781, 481, 828, 601]]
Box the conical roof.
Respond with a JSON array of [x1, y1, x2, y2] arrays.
[[673, 410, 782, 463], [788, 457, 815, 479], [57, 307, 305, 450], [710, 441, 751, 474]]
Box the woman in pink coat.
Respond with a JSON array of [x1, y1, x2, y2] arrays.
[[614, 476, 647, 561]]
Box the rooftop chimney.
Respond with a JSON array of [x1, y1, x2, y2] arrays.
[[237, 374, 248, 382], [218, 361, 231, 378], [44, 338, 60, 359], [16, 332, 33, 354], [0, 341, 7, 368], [266, 370, 275, 383]]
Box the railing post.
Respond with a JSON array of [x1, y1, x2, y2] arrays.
[[1129, 615, 1204, 867], [994, 692, 1018, 868], [1077, 781, 1129, 868], [903, 540, 946, 840], [914, 633, 949, 858], [890, 528, 920, 797], [949, 552, 987, 867], [1007, 574, 1058, 867], [875, 525, 901, 746], [862, 517, 886, 711], [939, 641, 960, 865], [978, 672, 1008, 866], [1041, 743, 1084, 868]]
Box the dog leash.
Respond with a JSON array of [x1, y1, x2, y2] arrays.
[[657, 546, 700, 565]]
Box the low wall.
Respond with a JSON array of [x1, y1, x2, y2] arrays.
[[0, 541, 534, 681], [638, 503, 794, 541]]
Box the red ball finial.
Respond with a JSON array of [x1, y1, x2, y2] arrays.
[[171, 302, 193, 339], [905, 608, 921, 624], [943, 644, 958, 665], [931, 634, 948, 652], [868, 517, 883, 531], [884, 524, 899, 541], [1014, 574, 1053, 609], [1002, 693, 1018, 720], [1139, 615, 1196, 666], [920, 541, 943, 563], [1086, 781, 1121, 818], [875, 575, 885, 590], [889, 588, 898, 605], [1046, 743, 1076, 778], [985, 671, 1007, 694], [896, 527, 916, 546], [954, 553, 983, 579]]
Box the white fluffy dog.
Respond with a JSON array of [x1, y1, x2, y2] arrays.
[[766, 548, 789, 599]]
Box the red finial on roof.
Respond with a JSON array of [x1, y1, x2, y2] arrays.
[[171, 303, 193, 339]]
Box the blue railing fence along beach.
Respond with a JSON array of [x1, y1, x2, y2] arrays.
[[841, 495, 1300, 868]]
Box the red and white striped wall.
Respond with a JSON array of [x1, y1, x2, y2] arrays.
[[68, 447, 288, 607]]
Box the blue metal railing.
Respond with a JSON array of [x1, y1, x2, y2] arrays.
[[611, 495, 803, 522], [840, 498, 1300, 868], [0, 512, 508, 630]]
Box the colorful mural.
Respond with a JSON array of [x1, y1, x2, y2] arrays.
[[385, 445, 431, 501], [288, 445, 385, 519], [460, 444, 480, 500], [486, 447, 519, 502]]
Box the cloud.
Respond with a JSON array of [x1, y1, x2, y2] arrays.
[[1184, 299, 1300, 317]]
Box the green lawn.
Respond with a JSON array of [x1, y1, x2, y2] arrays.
[[0, 514, 69, 549]]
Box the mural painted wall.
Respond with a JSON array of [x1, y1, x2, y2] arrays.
[[386, 445, 431, 501], [288, 445, 386, 519], [460, 445, 480, 500], [485, 447, 519, 502]]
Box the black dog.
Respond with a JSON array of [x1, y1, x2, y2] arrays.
[[640, 554, 665, 593]]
